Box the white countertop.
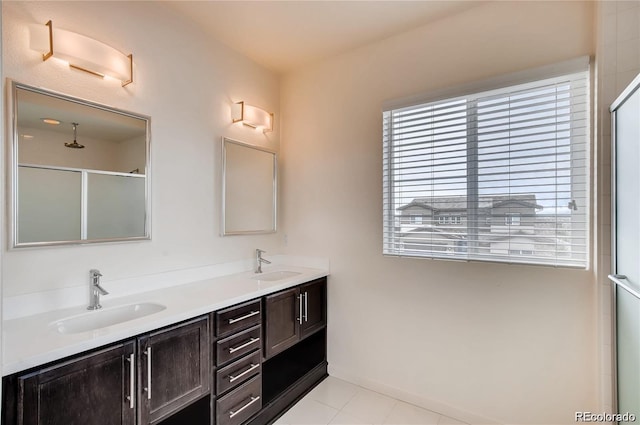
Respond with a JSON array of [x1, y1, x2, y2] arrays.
[[2, 265, 328, 376]]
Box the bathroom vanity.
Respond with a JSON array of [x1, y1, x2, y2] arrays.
[[1, 269, 328, 425], [3, 80, 314, 425]]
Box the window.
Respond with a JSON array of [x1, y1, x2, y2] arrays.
[[505, 213, 521, 226], [436, 215, 460, 225], [383, 61, 589, 267], [509, 249, 534, 256]]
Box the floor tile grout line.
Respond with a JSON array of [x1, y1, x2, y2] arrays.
[[307, 385, 360, 413], [325, 399, 341, 425], [308, 376, 470, 425], [379, 398, 399, 425]]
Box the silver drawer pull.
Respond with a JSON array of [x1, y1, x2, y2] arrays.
[[304, 291, 308, 322], [126, 353, 135, 409], [229, 396, 260, 419], [228, 310, 260, 324], [229, 337, 259, 354], [229, 363, 260, 383], [144, 347, 152, 400]]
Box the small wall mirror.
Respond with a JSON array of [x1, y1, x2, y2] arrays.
[[222, 137, 276, 235], [10, 81, 151, 247]]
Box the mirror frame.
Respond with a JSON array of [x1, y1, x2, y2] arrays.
[[8, 80, 152, 248], [221, 137, 277, 236]]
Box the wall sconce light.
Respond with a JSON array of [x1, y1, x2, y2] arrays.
[[232, 101, 273, 133], [29, 21, 133, 87]]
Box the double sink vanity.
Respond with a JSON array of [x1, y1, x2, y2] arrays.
[[4, 77, 309, 425], [2, 266, 329, 425]]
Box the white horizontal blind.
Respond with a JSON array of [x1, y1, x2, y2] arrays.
[[383, 69, 589, 267]]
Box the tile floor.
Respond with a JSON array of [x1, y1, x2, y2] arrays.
[[274, 376, 469, 425]]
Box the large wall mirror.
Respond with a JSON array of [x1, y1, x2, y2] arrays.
[[9, 81, 151, 247], [222, 137, 276, 235]]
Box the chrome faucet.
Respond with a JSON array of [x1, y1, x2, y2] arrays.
[[255, 249, 271, 274], [87, 269, 109, 310]]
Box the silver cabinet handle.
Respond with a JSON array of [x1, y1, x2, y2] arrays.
[[298, 294, 303, 325], [228, 363, 260, 383], [304, 291, 308, 322], [228, 310, 260, 324], [229, 396, 260, 419], [229, 337, 259, 354], [126, 353, 135, 409], [144, 347, 152, 400]]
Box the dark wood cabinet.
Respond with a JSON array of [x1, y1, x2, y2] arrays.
[[7, 317, 210, 425], [264, 278, 326, 359], [138, 317, 210, 425], [215, 300, 261, 339], [216, 375, 262, 425], [251, 277, 328, 425], [299, 279, 326, 339], [216, 325, 261, 366], [214, 299, 264, 425], [15, 341, 136, 425], [2, 277, 327, 425], [264, 287, 300, 358]]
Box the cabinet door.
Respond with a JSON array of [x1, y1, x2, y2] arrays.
[[300, 278, 327, 339], [139, 316, 210, 425], [264, 287, 300, 359], [18, 341, 136, 425]]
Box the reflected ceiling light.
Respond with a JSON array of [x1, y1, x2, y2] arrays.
[[29, 20, 133, 87], [41, 118, 61, 125], [22, 134, 34, 139], [232, 101, 273, 133]]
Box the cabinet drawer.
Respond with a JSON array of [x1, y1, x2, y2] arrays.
[[216, 350, 261, 395], [216, 375, 262, 425], [216, 300, 261, 338], [216, 325, 261, 366]]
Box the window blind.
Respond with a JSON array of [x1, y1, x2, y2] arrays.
[[383, 68, 589, 267]]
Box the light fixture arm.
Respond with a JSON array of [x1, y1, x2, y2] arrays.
[[43, 20, 53, 61]]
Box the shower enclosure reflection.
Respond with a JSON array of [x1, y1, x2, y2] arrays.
[[10, 81, 150, 247]]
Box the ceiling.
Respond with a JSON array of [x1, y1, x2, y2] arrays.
[[166, 1, 484, 74], [17, 86, 146, 142]]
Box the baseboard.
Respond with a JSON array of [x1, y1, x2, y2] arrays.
[[328, 365, 503, 425]]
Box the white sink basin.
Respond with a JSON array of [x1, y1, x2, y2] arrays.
[[251, 271, 301, 281], [51, 302, 166, 334]]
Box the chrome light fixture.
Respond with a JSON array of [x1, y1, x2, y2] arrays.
[[29, 21, 133, 87], [232, 101, 273, 133]]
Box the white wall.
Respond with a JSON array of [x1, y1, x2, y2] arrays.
[[281, 2, 597, 424], [2, 1, 283, 296], [595, 0, 640, 415]]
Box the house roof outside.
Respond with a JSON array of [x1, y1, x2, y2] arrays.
[[399, 226, 466, 240], [397, 194, 543, 213]]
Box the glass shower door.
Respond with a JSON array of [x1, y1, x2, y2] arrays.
[[611, 73, 640, 419]]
